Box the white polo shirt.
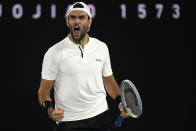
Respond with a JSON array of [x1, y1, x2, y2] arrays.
[[41, 36, 113, 121]]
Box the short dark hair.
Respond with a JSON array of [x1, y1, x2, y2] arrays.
[[71, 3, 90, 20], [73, 3, 84, 8]]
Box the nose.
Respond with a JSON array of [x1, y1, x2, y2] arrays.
[[74, 17, 81, 24]]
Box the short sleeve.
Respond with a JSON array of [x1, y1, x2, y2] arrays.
[[102, 45, 113, 77], [41, 48, 58, 80]]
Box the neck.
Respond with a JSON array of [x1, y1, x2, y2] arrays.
[[69, 34, 89, 48]]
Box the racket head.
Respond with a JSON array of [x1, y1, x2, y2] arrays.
[[120, 80, 143, 118]]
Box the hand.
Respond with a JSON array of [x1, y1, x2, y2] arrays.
[[49, 107, 64, 122], [118, 102, 130, 118]]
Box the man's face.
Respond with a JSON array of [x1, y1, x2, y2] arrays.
[[66, 11, 92, 42]]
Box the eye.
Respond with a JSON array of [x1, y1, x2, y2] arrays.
[[70, 15, 76, 19], [79, 15, 85, 20]]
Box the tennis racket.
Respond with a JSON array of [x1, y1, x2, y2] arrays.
[[114, 79, 143, 127]]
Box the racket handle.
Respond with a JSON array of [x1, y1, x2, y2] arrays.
[[114, 115, 125, 127]]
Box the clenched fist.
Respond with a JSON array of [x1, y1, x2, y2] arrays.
[[48, 107, 64, 122], [118, 102, 130, 118]]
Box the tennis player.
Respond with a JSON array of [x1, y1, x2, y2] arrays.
[[38, 2, 129, 131]]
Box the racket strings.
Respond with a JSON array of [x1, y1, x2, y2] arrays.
[[124, 82, 139, 115]]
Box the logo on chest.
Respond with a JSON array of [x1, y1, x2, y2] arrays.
[[95, 59, 102, 62]]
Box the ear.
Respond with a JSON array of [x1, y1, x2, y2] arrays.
[[88, 19, 92, 28], [66, 18, 69, 26]]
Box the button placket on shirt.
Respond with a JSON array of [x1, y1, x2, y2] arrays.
[[79, 45, 87, 63]]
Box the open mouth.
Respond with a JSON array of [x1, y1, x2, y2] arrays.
[[74, 27, 80, 31], [72, 26, 81, 39]]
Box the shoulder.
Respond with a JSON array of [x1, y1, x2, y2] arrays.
[[45, 38, 67, 56], [90, 37, 109, 49], [49, 38, 66, 53]]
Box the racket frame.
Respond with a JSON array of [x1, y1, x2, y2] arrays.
[[120, 79, 143, 118]]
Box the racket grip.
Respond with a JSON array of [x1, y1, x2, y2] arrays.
[[114, 115, 125, 127]]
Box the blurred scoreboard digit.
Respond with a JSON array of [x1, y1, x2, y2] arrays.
[[0, 1, 181, 20]]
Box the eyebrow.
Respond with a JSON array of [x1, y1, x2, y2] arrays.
[[70, 15, 86, 19]]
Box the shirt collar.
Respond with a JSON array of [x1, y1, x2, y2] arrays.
[[66, 36, 91, 49]]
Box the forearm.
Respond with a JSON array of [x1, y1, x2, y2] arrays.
[[38, 91, 52, 104], [38, 88, 54, 115], [38, 79, 55, 117], [103, 75, 120, 99], [106, 82, 120, 99], [38, 79, 54, 104]]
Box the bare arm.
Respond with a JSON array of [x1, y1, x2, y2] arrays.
[[103, 75, 120, 99], [103, 75, 130, 118], [38, 79, 54, 104], [38, 79, 64, 122], [38, 79, 54, 116]]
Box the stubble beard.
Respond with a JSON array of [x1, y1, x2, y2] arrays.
[[69, 24, 89, 43]]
